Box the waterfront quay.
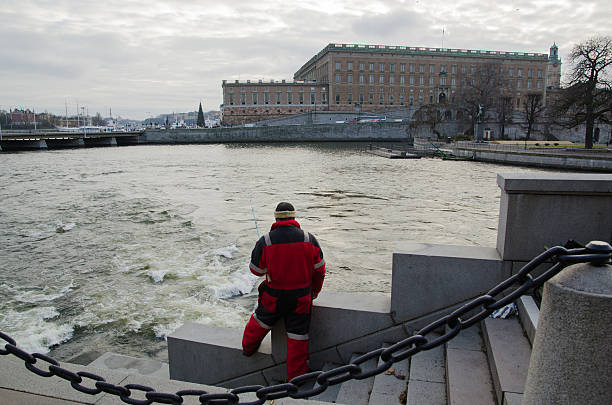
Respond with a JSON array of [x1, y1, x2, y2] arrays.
[[2, 123, 611, 172]]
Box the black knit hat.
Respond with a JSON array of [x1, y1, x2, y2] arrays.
[[274, 202, 296, 219]]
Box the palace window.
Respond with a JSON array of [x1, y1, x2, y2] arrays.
[[348, 93, 353, 103], [359, 62, 365, 71], [369, 62, 374, 71], [335, 62, 341, 70], [379, 75, 384, 84], [287, 92, 292, 104], [264, 92, 270, 104], [390, 63, 395, 73], [336, 74, 341, 83], [509, 68, 514, 77], [400, 63, 406, 73], [441, 64, 446, 73], [299, 92, 304, 104], [420, 76, 424, 85], [410, 63, 415, 73], [420, 64, 425, 73], [276, 92, 281, 104], [360, 74, 365, 83], [336, 94, 340, 104], [369, 74, 374, 84], [348, 74, 353, 83], [400, 95, 405, 105], [452, 65, 457, 74], [409, 76, 415, 85], [430, 64, 435, 73], [390, 75, 395, 84], [400, 76, 405, 85], [518, 68, 523, 77], [252, 93, 258, 104], [429, 77, 434, 85], [379, 63, 385, 72], [348, 62, 353, 71]]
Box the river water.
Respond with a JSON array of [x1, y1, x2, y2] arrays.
[[0, 143, 556, 364]]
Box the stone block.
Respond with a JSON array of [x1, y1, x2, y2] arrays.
[[392, 243, 509, 322], [406, 380, 446, 405], [167, 323, 274, 385], [272, 291, 393, 361], [336, 354, 376, 405], [0, 354, 129, 404], [0, 388, 84, 405], [216, 369, 267, 389], [368, 349, 409, 405], [503, 392, 523, 405], [516, 296, 538, 346], [409, 340, 445, 383], [88, 352, 169, 379], [336, 324, 408, 364], [261, 363, 288, 385], [446, 347, 495, 405], [496, 172, 612, 261], [308, 346, 344, 371], [445, 323, 483, 352], [96, 373, 226, 405], [482, 317, 532, 405]]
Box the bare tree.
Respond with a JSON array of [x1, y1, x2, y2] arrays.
[[496, 94, 514, 140], [522, 93, 544, 140], [413, 104, 443, 138], [455, 63, 504, 133], [553, 36, 612, 148]]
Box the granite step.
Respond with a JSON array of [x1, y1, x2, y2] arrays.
[[368, 345, 410, 405], [445, 324, 495, 405], [406, 332, 447, 405], [335, 354, 377, 405], [482, 317, 532, 405], [310, 362, 343, 403]]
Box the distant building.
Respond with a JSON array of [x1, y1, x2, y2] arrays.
[[10, 109, 35, 125], [221, 43, 562, 126]]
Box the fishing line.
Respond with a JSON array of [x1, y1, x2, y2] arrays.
[[249, 193, 261, 238]]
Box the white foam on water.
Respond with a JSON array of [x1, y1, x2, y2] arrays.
[[149, 269, 170, 283], [13, 280, 74, 303], [211, 245, 239, 259], [153, 320, 184, 341], [1, 307, 74, 354], [197, 270, 259, 299], [55, 221, 76, 233]]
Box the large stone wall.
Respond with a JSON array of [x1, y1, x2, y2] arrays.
[[144, 121, 410, 143]]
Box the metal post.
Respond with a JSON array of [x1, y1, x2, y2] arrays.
[[523, 241, 612, 404]]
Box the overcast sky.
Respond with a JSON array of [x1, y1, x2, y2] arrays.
[[1, 0, 610, 120]]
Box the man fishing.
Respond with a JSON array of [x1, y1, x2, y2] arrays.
[[242, 202, 326, 381]]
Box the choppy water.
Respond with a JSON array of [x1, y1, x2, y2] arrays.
[[0, 143, 556, 363]]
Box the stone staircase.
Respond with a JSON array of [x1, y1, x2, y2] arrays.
[[288, 311, 534, 405]]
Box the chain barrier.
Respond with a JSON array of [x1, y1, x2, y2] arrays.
[[1, 241, 610, 405]]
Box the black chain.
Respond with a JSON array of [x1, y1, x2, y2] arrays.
[[1, 241, 610, 404]]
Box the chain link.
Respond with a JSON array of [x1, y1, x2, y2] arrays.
[[0, 242, 610, 404]]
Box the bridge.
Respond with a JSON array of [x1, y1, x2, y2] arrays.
[[0, 129, 145, 151]]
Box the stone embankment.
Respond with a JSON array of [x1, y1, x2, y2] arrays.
[[451, 141, 612, 172]]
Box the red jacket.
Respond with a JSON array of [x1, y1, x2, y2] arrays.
[[249, 220, 325, 295]]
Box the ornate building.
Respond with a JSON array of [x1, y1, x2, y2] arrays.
[[221, 43, 561, 126]]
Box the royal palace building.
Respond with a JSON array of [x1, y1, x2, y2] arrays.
[[221, 43, 562, 126]]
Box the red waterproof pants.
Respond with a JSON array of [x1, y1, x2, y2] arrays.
[[242, 284, 312, 381]]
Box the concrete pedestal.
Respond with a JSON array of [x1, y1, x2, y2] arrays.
[[523, 262, 612, 404]]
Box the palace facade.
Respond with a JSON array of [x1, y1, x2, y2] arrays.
[[221, 43, 562, 126]]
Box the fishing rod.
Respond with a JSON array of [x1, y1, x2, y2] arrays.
[[249, 194, 261, 238]]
